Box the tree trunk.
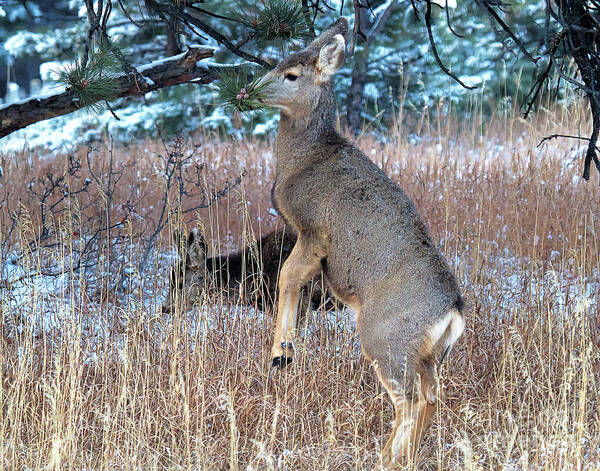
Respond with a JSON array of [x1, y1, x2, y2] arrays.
[[554, 0, 600, 180], [345, 1, 396, 135], [346, 45, 369, 135], [0, 46, 215, 139]]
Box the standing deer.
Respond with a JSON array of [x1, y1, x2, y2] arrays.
[[258, 18, 464, 465], [162, 227, 333, 317]]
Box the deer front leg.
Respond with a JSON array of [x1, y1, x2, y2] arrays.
[[272, 236, 323, 368]]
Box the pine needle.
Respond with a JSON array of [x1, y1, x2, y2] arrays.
[[234, 0, 309, 45], [215, 67, 271, 113], [58, 46, 120, 115]]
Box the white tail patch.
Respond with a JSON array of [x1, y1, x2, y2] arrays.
[[428, 309, 465, 353]]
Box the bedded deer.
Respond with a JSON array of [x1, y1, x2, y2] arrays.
[[162, 227, 333, 318], [257, 18, 465, 466]]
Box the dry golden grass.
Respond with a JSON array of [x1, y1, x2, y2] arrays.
[[0, 99, 599, 470]]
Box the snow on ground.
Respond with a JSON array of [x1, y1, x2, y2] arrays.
[[2, 239, 597, 354], [0, 239, 350, 359], [0, 244, 171, 352], [477, 251, 599, 319]]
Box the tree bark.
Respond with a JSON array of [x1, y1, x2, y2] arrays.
[[346, 0, 398, 135], [0, 46, 216, 139], [346, 45, 369, 135], [554, 0, 600, 180], [346, 2, 371, 135]]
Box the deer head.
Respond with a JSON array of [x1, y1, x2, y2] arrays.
[[162, 228, 207, 313], [258, 18, 349, 123]]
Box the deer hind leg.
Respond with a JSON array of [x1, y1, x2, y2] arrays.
[[378, 367, 437, 468], [379, 309, 465, 467], [382, 396, 436, 467], [271, 235, 324, 368]]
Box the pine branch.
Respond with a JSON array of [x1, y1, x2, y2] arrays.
[[0, 46, 216, 139], [234, 0, 310, 45], [215, 67, 270, 113], [58, 45, 121, 116], [150, 1, 273, 69]]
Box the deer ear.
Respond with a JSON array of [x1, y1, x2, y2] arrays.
[[186, 228, 207, 267], [316, 34, 345, 80]]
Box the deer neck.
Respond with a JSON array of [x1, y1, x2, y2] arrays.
[[275, 87, 339, 175]]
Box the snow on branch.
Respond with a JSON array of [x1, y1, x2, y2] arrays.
[[0, 46, 217, 139]]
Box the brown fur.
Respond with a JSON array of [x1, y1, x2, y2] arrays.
[[259, 18, 465, 466], [162, 227, 333, 316]]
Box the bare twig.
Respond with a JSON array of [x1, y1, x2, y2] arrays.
[[301, 0, 317, 38], [445, 0, 465, 38], [423, 0, 476, 90], [477, 0, 538, 63]]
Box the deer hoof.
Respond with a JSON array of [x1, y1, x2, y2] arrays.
[[272, 355, 293, 369]]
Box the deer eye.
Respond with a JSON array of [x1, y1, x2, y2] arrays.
[[285, 73, 298, 81]]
